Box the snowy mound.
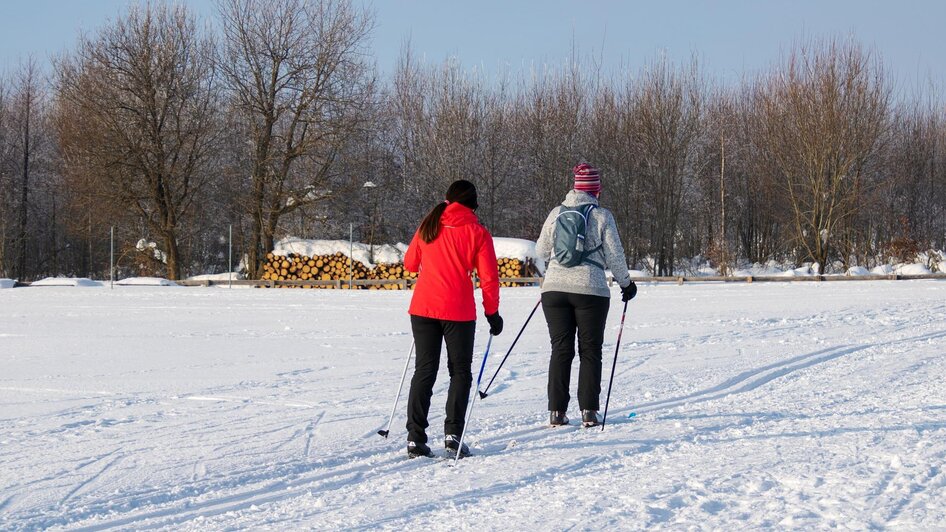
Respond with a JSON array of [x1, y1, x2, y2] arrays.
[[30, 277, 103, 287], [0, 278, 15, 289], [492, 237, 544, 274], [187, 272, 244, 282], [627, 269, 649, 278], [777, 265, 817, 277], [115, 277, 179, 287], [845, 266, 872, 276], [871, 264, 894, 275], [273, 238, 405, 268], [273, 237, 543, 272], [896, 263, 932, 275]]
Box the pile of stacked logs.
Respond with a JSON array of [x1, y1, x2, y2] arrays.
[[497, 257, 539, 287], [260, 252, 371, 288], [259, 252, 537, 289], [368, 263, 418, 289]]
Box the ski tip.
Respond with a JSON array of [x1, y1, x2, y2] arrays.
[[478, 391, 488, 399], [627, 412, 637, 418], [377, 430, 389, 438]]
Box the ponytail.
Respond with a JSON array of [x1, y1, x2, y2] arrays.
[[417, 180, 479, 243], [419, 202, 448, 243]]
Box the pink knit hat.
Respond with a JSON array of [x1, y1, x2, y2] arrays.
[[573, 162, 601, 196]]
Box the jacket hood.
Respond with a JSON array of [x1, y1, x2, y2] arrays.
[[562, 190, 600, 208], [441, 202, 480, 227]]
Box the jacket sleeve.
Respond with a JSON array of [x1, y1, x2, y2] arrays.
[[601, 209, 632, 288], [403, 231, 422, 273], [534, 208, 558, 264], [475, 227, 500, 316]]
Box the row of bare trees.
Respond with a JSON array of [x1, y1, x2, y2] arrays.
[[1, 1, 943, 281]]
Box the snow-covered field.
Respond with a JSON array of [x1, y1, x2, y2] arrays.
[[2, 281, 945, 530]]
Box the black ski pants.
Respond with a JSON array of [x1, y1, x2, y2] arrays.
[[406, 315, 476, 444], [542, 291, 611, 412]]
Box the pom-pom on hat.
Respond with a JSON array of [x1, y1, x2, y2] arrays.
[[573, 162, 601, 197]]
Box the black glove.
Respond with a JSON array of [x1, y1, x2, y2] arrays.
[[621, 281, 638, 302], [485, 313, 504, 336]]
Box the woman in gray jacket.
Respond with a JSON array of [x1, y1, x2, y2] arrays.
[[535, 162, 637, 427]]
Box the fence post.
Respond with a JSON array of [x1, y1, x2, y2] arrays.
[[110, 226, 114, 289], [349, 223, 354, 290], [228, 224, 233, 290]]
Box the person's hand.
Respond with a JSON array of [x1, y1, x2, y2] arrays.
[[486, 313, 504, 336], [621, 281, 638, 302]]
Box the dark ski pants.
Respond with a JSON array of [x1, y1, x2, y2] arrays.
[[406, 315, 475, 444], [542, 291, 611, 412]]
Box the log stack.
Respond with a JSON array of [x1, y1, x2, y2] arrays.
[[495, 257, 540, 287], [260, 252, 370, 288], [367, 263, 418, 290], [259, 251, 537, 288]]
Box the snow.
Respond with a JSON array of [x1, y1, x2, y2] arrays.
[[896, 263, 933, 275], [187, 272, 245, 282], [2, 282, 945, 529], [135, 239, 168, 264], [846, 266, 872, 276], [0, 278, 14, 289], [492, 237, 544, 273], [273, 238, 405, 268], [28, 277, 103, 287], [115, 277, 179, 287], [274, 236, 543, 271]]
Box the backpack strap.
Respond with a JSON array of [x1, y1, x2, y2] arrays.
[[578, 204, 605, 269]]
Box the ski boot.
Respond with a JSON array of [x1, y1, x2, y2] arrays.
[[407, 441, 434, 459], [444, 434, 471, 459], [549, 411, 570, 426], [581, 410, 601, 428]]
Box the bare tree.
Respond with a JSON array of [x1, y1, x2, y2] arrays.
[[56, 4, 219, 279], [630, 56, 705, 276], [218, 0, 375, 278], [0, 77, 9, 276], [516, 59, 590, 235], [755, 39, 890, 272], [0, 59, 50, 280]]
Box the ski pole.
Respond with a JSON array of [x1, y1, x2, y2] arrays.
[[479, 298, 541, 399], [454, 334, 493, 465], [377, 341, 415, 438], [601, 300, 629, 431]]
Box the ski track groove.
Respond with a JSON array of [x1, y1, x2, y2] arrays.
[[59, 453, 124, 507], [620, 328, 946, 419], [302, 411, 324, 458]]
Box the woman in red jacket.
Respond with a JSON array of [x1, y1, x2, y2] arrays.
[[403, 180, 503, 459]]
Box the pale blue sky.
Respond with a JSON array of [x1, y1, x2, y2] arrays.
[[2, 1, 944, 90]]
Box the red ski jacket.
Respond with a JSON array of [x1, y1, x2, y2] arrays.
[[404, 203, 500, 322]]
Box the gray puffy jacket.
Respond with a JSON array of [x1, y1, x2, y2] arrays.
[[535, 190, 632, 298]]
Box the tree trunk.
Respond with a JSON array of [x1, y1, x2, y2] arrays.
[[164, 232, 181, 280], [16, 92, 30, 279]]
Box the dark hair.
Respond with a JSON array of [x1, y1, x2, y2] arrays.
[[418, 180, 478, 243]]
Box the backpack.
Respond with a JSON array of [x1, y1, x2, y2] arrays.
[[551, 204, 604, 268]]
